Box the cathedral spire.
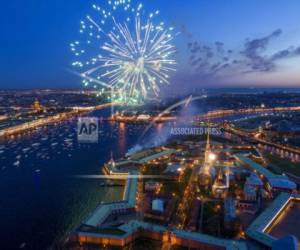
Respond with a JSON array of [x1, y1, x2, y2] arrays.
[[110, 151, 115, 168], [206, 128, 210, 151]]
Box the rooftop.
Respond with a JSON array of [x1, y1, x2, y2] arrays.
[[235, 154, 287, 180], [245, 173, 263, 186], [272, 235, 298, 250], [84, 171, 138, 227], [123, 173, 139, 207], [244, 184, 256, 196], [84, 201, 129, 228], [79, 220, 247, 250], [163, 163, 184, 174], [224, 198, 236, 221], [115, 148, 176, 166], [268, 200, 300, 241], [246, 193, 300, 247], [268, 177, 297, 190]]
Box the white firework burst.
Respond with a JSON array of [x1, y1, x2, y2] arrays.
[[71, 0, 176, 103]]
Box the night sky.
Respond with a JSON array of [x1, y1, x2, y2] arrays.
[[1, 0, 300, 90]]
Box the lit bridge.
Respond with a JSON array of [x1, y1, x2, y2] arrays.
[[223, 123, 300, 162]]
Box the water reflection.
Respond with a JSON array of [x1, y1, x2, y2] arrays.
[[118, 122, 126, 155]]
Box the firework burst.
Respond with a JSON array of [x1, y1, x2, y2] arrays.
[[71, 0, 176, 104]]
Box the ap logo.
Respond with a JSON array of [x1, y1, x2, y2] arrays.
[[77, 117, 99, 143]]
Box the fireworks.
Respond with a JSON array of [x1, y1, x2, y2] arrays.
[[71, 0, 176, 104]]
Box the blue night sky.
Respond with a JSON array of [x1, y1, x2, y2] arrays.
[[1, 0, 300, 90]]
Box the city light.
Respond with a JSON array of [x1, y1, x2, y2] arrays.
[[208, 153, 217, 161]]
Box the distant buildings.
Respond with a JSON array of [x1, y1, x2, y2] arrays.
[[31, 99, 44, 112], [0, 115, 8, 122]]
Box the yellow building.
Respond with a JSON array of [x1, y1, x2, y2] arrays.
[[32, 99, 44, 112]]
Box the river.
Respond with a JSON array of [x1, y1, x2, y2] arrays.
[[0, 108, 162, 250]]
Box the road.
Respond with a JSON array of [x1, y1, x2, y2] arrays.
[[174, 161, 201, 229]]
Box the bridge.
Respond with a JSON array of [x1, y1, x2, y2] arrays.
[[0, 102, 118, 138], [223, 123, 300, 162], [71, 102, 121, 112], [194, 106, 300, 121]]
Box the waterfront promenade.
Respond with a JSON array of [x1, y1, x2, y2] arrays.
[[0, 103, 118, 138]]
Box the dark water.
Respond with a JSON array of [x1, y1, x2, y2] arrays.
[[0, 109, 159, 250]]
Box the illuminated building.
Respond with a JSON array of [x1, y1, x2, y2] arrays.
[[145, 181, 162, 192], [212, 167, 230, 198], [0, 115, 8, 121], [136, 114, 151, 121], [199, 132, 216, 187], [32, 99, 44, 112]]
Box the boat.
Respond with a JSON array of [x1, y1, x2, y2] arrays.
[[19, 242, 26, 249], [13, 161, 20, 167], [22, 147, 30, 152]]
